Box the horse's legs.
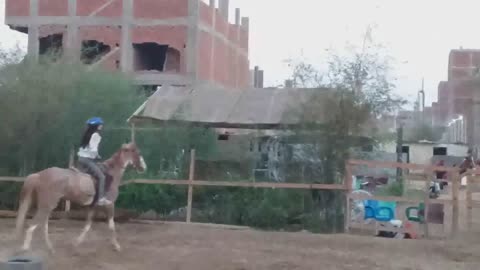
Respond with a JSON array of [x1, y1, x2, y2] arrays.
[[21, 224, 38, 251], [106, 205, 121, 251], [21, 209, 49, 251], [43, 213, 54, 253], [74, 209, 94, 247]]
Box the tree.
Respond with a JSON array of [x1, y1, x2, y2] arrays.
[[407, 123, 445, 142], [287, 27, 406, 140], [282, 28, 406, 232], [0, 50, 147, 174], [0, 48, 220, 216]]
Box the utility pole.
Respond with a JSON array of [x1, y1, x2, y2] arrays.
[[418, 78, 425, 126], [396, 124, 404, 180]]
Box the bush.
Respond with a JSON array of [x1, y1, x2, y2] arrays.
[[376, 179, 404, 197]]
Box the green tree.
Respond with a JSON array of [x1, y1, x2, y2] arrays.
[[283, 28, 406, 232], [0, 48, 219, 213], [0, 51, 145, 174], [407, 123, 445, 142]]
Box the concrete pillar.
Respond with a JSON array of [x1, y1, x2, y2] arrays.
[[27, 0, 39, 61], [219, 0, 229, 20], [241, 17, 249, 32], [209, 0, 216, 83], [187, 0, 200, 85], [65, 0, 79, 61], [235, 8, 240, 25], [232, 8, 241, 88], [253, 66, 259, 88], [472, 90, 480, 148], [258, 70, 264, 88], [121, 0, 133, 72], [249, 69, 254, 87]]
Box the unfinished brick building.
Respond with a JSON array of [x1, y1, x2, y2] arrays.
[[5, 0, 251, 89], [431, 49, 480, 147]]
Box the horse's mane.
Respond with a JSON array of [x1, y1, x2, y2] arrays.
[[102, 149, 123, 170]]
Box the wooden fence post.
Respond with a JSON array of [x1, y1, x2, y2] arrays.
[[422, 169, 432, 239], [65, 147, 74, 214], [451, 171, 460, 237], [466, 173, 473, 231], [186, 149, 196, 223], [344, 162, 353, 233], [130, 123, 136, 142]]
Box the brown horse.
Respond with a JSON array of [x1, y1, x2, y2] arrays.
[[15, 142, 147, 253]]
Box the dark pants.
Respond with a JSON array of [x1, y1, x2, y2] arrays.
[[78, 157, 106, 198]]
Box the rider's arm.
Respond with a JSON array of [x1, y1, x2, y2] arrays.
[[90, 133, 102, 158]]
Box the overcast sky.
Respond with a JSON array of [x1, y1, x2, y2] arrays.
[[2, 0, 480, 107]]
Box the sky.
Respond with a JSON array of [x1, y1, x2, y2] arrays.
[[2, 0, 480, 107]]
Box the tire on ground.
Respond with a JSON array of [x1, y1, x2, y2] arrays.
[[0, 256, 44, 270]]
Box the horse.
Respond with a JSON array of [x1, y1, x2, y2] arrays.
[[15, 142, 147, 253]]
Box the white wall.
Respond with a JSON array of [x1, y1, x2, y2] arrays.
[[378, 142, 468, 165]]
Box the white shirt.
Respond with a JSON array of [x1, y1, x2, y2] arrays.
[[78, 132, 102, 159]]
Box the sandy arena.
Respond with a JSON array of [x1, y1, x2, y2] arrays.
[[0, 219, 479, 270]]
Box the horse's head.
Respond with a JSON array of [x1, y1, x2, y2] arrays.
[[120, 142, 147, 173]]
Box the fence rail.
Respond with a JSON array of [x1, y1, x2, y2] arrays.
[[1, 156, 480, 239], [0, 177, 24, 182]]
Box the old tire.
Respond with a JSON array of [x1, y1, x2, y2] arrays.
[[0, 256, 43, 270]]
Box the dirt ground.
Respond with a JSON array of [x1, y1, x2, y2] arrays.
[[1, 219, 480, 270]]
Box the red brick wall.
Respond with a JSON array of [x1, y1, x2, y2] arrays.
[[448, 50, 480, 80], [79, 26, 121, 48], [199, 1, 214, 28], [5, 0, 29, 16], [133, 0, 188, 20], [214, 36, 228, 86], [100, 49, 121, 70], [449, 51, 470, 67], [77, 0, 109, 16], [239, 28, 248, 51], [132, 26, 187, 50], [79, 26, 121, 70], [39, 0, 68, 16], [452, 80, 474, 99], [198, 31, 213, 82], [228, 25, 239, 43], [197, 4, 250, 88], [132, 25, 188, 74], [39, 25, 66, 38], [450, 69, 472, 80], [5, 0, 250, 88], [95, 0, 123, 17]]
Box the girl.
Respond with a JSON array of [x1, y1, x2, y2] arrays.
[[77, 117, 111, 206]]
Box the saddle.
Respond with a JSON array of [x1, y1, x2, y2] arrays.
[[70, 162, 114, 206]]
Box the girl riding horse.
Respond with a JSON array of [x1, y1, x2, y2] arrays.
[[77, 117, 111, 206]]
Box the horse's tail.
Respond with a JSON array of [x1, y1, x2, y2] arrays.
[[15, 173, 38, 239]]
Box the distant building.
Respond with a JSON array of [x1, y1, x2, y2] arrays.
[[429, 48, 480, 150]]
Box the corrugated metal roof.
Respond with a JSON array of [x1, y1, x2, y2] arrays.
[[129, 85, 333, 129]]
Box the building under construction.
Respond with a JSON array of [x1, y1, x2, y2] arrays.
[[5, 0, 257, 89]]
